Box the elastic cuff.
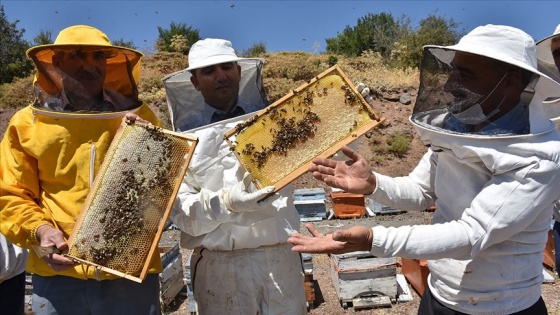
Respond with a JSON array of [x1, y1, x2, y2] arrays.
[[30, 222, 55, 243]]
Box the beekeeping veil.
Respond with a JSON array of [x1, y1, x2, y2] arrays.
[[162, 38, 268, 132], [412, 24, 560, 136], [536, 24, 560, 115], [26, 25, 143, 112]]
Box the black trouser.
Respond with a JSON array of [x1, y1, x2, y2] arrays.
[[418, 287, 547, 315], [0, 271, 26, 315]]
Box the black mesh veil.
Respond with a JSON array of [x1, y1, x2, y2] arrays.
[[411, 48, 539, 136]]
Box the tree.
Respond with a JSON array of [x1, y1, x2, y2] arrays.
[[112, 38, 137, 50], [242, 41, 266, 57], [156, 21, 200, 54], [391, 14, 462, 68], [33, 28, 53, 46], [0, 5, 33, 84], [326, 13, 403, 58]]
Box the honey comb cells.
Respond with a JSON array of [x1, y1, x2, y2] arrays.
[[66, 119, 197, 282], [225, 65, 385, 190]]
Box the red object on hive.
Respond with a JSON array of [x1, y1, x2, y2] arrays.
[[330, 191, 366, 219], [401, 258, 430, 296]]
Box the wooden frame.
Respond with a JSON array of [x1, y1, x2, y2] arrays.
[[224, 65, 385, 195], [66, 118, 198, 283]]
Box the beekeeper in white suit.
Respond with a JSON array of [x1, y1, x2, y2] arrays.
[[537, 24, 560, 279], [288, 24, 560, 314], [170, 38, 306, 315]]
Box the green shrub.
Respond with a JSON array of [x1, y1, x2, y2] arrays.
[[387, 131, 411, 157]]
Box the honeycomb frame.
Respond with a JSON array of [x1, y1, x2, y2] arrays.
[[66, 118, 198, 283], [224, 65, 385, 195]]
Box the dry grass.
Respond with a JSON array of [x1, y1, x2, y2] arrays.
[[0, 51, 417, 112]]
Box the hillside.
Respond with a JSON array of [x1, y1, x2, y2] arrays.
[[0, 51, 424, 177]]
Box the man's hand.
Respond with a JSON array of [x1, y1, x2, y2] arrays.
[[288, 223, 373, 254], [309, 146, 376, 195], [125, 113, 151, 125], [36, 225, 76, 271]]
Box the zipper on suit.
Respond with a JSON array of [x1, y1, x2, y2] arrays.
[[90, 142, 96, 187]]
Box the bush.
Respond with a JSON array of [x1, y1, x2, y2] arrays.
[[386, 131, 411, 158], [0, 75, 34, 109]]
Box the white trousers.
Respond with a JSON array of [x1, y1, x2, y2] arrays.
[[191, 242, 307, 315]]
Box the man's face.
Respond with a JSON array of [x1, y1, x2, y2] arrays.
[[53, 50, 108, 98], [444, 52, 508, 114], [551, 36, 560, 72], [191, 62, 241, 111]]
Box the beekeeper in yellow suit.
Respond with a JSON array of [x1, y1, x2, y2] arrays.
[[0, 25, 162, 314]]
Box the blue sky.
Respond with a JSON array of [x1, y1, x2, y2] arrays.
[[2, 1, 559, 55]]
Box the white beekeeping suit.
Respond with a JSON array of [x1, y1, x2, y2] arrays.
[[366, 25, 560, 314], [166, 38, 306, 314]]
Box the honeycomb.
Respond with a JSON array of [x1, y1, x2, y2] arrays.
[[225, 65, 385, 191], [66, 119, 197, 282]]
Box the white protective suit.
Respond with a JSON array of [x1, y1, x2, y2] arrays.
[[0, 234, 27, 283], [368, 25, 560, 314], [170, 114, 306, 314]]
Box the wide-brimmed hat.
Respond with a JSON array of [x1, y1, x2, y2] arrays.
[[186, 38, 246, 71], [26, 25, 143, 101], [424, 24, 559, 97], [536, 24, 560, 84], [26, 24, 142, 62]]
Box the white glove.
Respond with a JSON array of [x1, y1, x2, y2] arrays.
[[355, 82, 372, 102], [222, 172, 275, 212]]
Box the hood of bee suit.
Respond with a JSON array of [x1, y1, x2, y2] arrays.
[[411, 24, 560, 140], [26, 25, 144, 107], [536, 24, 560, 119]]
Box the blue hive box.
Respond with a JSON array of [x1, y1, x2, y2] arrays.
[[293, 188, 327, 221]]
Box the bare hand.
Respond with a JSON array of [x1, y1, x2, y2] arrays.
[[288, 223, 373, 255], [125, 113, 151, 125], [308, 146, 376, 195], [36, 225, 76, 271]]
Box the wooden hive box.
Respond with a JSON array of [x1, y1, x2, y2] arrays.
[[331, 191, 366, 219], [543, 229, 555, 270], [159, 243, 184, 308], [224, 65, 385, 197], [330, 251, 397, 310], [302, 253, 316, 310], [401, 258, 430, 296]]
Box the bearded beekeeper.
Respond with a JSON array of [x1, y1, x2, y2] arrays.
[[537, 24, 560, 279], [169, 38, 307, 315], [288, 24, 560, 315], [0, 25, 162, 314]]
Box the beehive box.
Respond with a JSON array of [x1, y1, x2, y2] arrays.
[[66, 118, 198, 283], [331, 191, 366, 219], [159, 243, 184, 308], [330, 251, 397, 309], [224, 65, 385, 195], [401, 258, 430, 296], [294, 188, 327, 221], [302, 253, 316, 310]]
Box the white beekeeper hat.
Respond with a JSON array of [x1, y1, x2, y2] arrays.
[[186, 38, 246, 71], [424, 24, 559, 97], [536, 24, 560, 83]]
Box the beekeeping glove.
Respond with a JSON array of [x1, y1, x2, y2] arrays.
[[355, 82, 370, 97], [222, 172, 275, 212], [355, 82, 372, 101]]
